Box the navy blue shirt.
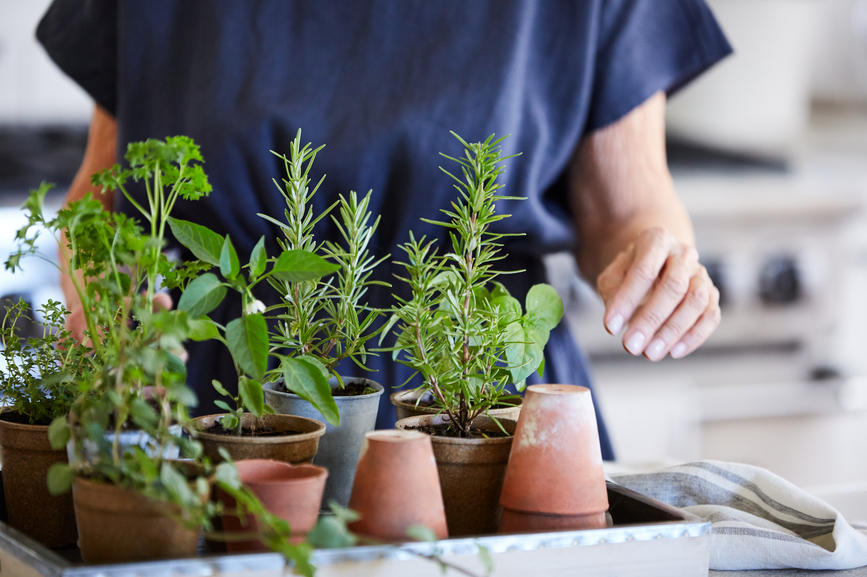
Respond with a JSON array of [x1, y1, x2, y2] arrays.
[[38, 0, 731, 460]]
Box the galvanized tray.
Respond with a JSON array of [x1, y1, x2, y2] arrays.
[[0, 482, 710, 577]]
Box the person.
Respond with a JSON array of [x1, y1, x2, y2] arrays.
[[37, 0, 730, 460]]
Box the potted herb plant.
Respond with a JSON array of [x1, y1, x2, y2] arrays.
[[388, 133, 563, 537], [0, 295, 93, 547], [258, 131, 389, 507]]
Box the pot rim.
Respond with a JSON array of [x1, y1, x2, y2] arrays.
[[263, 378, 385, 402], [390, 389, 523, 410], [192, 413, 326, 445], [395, 414, 517, 445], [234, 459, 329, 484], [0, 409, 50, 431]]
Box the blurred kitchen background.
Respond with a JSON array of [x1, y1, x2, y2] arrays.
[[1, 0, 867, 515]]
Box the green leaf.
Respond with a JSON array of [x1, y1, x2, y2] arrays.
[[212, 379, 231, 398], [214, 400, 233, 412], [215, 462, 242, 490], [249, 236, 267, 277], [226, 314, 269, 380], [307, 516, 358, 549], [406, 524, 438, 542], [281, 357, 340, 426], [130, 397, 159, 429], [47, 463, 73, 495], [504, 322, 544, 384], [47, 417, 70, 450], [271, 249, 340, 283], [239, 377, 265, 418], [160, 462, 196, 508], [478, 544, 494, 574], [526, 284, 563, 332], [219, 413, 238, 432], [178, 273, 226, 318], [188, 316, 220, 341], [220, 235, 240, 280], [491, 294, 522, 324], [168, 218, 224, 266]]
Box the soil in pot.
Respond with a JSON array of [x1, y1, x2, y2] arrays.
[[263, 378, 383, 509], [396, 414, 517, 537], [349, 430, 448, 541], [193, 413, 325, 464], [219, 459, 328, 552], [73, 477, 199, 564], [0, 411, 77, 548], [390, 389, 522, 422], [499, 384, 608, 528]]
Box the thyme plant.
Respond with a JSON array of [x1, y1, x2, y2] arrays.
[[387, 133, 563, 436]]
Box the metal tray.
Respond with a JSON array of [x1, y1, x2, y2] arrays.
[[0, 482, 710, 577]]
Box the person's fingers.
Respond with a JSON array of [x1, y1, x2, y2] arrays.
[[621, 244, 700, 356], [600, 228, 675, 341], [597, 245, 635, 335], [643, 266, 714, 361], [152, 292, 174, 311], [668, 283, 722, 360]]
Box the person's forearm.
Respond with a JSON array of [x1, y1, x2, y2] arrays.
[[60, 104, 117, 327]]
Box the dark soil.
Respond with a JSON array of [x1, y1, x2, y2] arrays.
[[0, 411, 51, 427], [202, 423, 303, 438], [407, 422, 512, 440], [277, 380, 376, 397]]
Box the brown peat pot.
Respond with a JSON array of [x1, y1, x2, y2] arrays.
[[72, 478, 199, 564], [498, 384, 608, 533], [391, 389, 521, 422], [0, 412, 77, 547], [396, 413, 517, 537], [193, 413, 325, 464], [349, 430, 448, 541]]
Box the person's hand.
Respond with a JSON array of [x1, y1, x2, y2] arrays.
[[597, 227, 721, 361]]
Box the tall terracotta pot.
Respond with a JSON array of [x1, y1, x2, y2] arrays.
[[193, 413, 325, 464], [0, 413, 77, 547], [391, 389, 522, 422], [499, 384, 608, 533], [349, 430, 448, 541], [73, 478, 199, 564], [220, 459, 328, 552], [396, 414, 517, 537], [263, 378, 383, 508]]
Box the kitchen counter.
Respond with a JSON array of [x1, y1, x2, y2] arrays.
[[714, 570, 867, 576]]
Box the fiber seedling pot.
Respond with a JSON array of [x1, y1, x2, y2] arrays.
[[193, 413, 325, 464], [72, 478, 199, 564], [349, 430, 448, 541], [391, 388, 521, 422], [219, 459, 328, 552], [0, 412, 77, 548], [263, 378, 383, 508], [396, 413, 517, 537]]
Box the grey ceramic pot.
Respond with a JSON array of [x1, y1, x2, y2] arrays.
[[263, 377, 384, 509]]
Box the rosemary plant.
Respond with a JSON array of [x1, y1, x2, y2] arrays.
[[262, 131, 389, 426], [388, 133, 563, 436]]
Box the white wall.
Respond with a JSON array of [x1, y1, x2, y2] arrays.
[[0, 0, 92, 124]]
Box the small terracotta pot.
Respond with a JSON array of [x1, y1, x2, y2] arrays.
[[391, 389, 521, 422], [499, 384, 608, 520], [396, 414, 516, 537], [219, 459, 328, 552], [499, 508, 607, 534], [348, 430, 448, 541], [0, 413, 77, 547], [193, 413, 325, 464], [73, 478, 199, 564]]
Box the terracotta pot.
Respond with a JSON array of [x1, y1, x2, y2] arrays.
[[73, 478, 199, 564], [263, 378, 383, 508], [499, 384, 608, 520], [499, 508, 607, 534], [391, 389, 521, 422], [396, 414, 516, 537], [0, 413, 77, 547], [193, 413, 325, 464], [349, 430, 448, 541], [220, 459, 328, 552]]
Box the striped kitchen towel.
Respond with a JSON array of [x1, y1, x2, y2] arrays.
[[610, 461, 867, 571]]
